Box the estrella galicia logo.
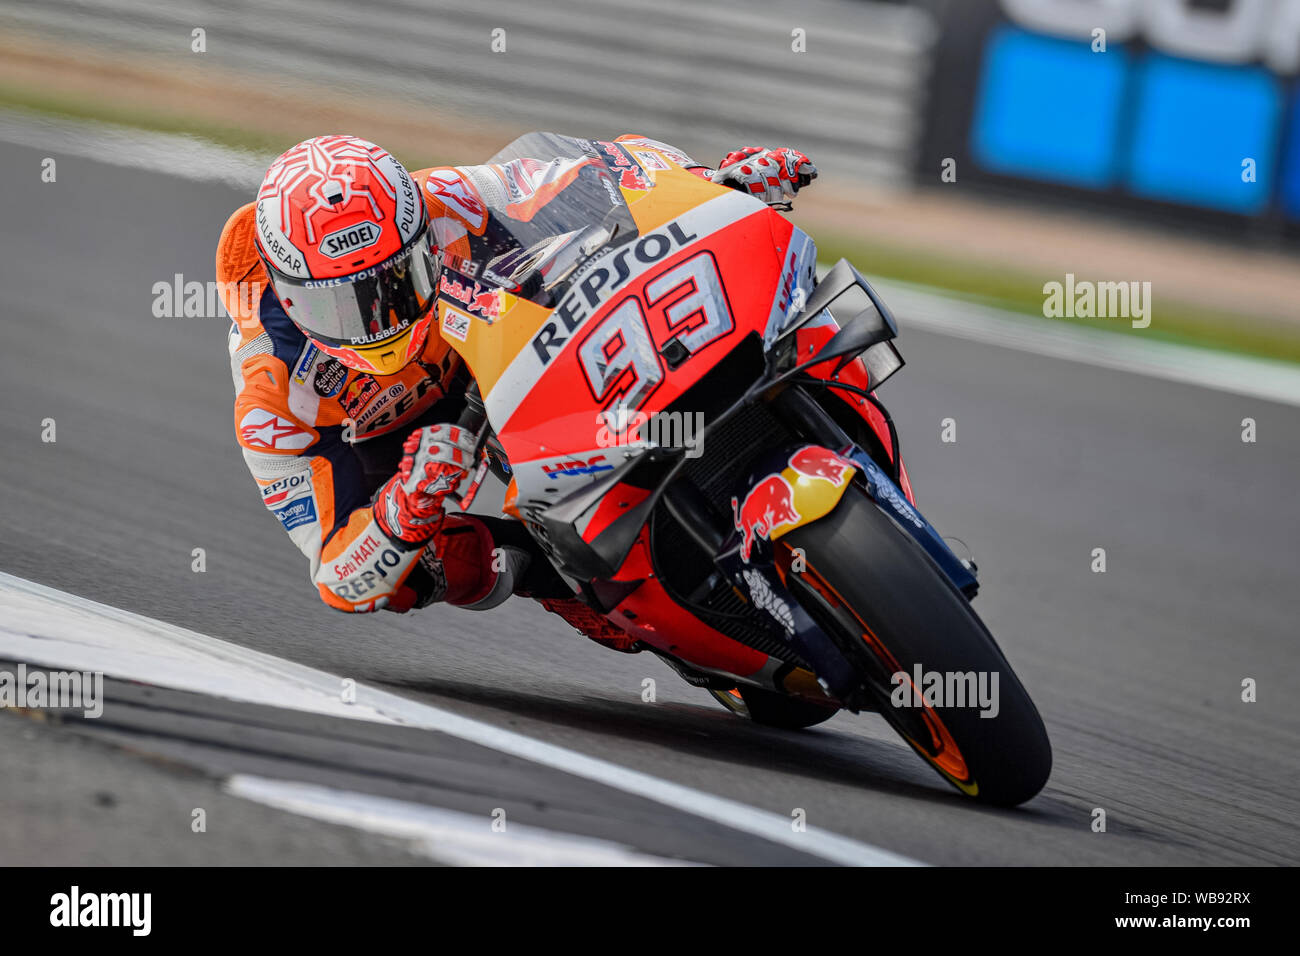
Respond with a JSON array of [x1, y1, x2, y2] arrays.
[[313, 358, 346, 398], [274, 496, 317, 532]]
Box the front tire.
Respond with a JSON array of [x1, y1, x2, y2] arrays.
[[785, 488, 1051, 805]]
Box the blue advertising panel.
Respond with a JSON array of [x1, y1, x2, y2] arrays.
[[972, 27, 1129, 189], [1126, 56, 1280, 214], [921, 0, 1300, 232]]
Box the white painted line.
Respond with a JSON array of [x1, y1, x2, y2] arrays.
[[0, 571, 395, 724], [225, 775, 701, 866], [0, 109, 1294, 405], [0, 109, 270, 190], [872, 279, 1300, 409], [0, 572, 922, 867]]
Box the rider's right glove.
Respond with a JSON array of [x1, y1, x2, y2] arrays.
[[373, 424, 477, 547]]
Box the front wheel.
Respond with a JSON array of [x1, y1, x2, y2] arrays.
[[784, 488, 1051, 806]]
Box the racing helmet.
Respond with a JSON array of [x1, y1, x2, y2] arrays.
[[254, 135, 439, 376]]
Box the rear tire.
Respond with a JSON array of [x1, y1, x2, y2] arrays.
[[785, 488, 1051, 805]]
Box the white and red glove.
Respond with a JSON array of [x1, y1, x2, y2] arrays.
[[374, 424, 477, 547], [710, 146, 818, 206]]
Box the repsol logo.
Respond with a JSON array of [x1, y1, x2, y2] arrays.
[[320, 221, 380, 258], [261, 472, 310, 506], [531, 221, 698, 363]]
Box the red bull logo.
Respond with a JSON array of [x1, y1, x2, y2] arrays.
[[340, 374, 380, 417], [469, 288, 499, 319], [616, 166, 651, 191], [789, 446, 854, 484], [732, 475, 802, 562], [597, 140, 653, 192], [439, 272, 500, 320]]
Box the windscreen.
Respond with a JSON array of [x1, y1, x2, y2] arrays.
[[462, 132, 641, 305]]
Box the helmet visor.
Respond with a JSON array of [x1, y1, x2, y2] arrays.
[[268, 227, 440, 347]]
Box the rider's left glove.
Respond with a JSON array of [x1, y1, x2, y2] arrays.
[[710, 146, 817, 206]]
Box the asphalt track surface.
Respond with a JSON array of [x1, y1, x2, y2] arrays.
[[1, 139, 1297, 865]]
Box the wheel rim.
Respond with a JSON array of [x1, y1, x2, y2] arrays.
[[792, 556, 978, 795]]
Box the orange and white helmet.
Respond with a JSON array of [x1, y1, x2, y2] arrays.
[[254, 135, 439, 376]]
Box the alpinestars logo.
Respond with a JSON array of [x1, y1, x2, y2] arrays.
[[425, 168, 487, 230], [238, 409, 314, 451]]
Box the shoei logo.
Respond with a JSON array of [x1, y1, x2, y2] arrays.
[[319, 221, 381, 259]]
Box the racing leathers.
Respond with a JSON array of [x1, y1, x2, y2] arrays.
[[217, 136, 815, 614]]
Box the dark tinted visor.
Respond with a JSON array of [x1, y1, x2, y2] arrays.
[[267, 226, 439, 346]]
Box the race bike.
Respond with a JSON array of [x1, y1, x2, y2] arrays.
[[436, 133, 1051, 806]]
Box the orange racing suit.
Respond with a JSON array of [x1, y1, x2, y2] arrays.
[[216, 137, 707, 614]]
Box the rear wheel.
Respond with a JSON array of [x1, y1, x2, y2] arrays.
[[708, 687, 838, 730], [785, 488, 1051, 805]]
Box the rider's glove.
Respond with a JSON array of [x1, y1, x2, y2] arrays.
[[373, 424, 477, 547], [710, 146, 817, 206]]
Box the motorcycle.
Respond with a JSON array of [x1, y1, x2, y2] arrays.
[[437, 132, 1051, 806]]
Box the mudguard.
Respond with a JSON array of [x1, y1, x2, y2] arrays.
[[841, 448, 979, 598], [725, 442, 979, 597], [726, 444, 858, 565]]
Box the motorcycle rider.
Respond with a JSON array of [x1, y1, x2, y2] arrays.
[[216, 133, 816, 641]]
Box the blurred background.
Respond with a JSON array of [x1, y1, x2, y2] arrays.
[[2, 0, 1298, 867], [0, 0, 1297, 361]]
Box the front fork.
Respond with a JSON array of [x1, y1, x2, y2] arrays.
[[702, 388, 979, 703], [767, 386, 977, 596]]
